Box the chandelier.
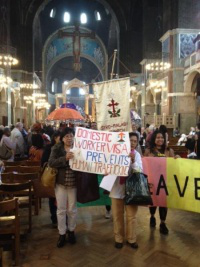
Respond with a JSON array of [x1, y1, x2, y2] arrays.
[[0, 54, 18, 66], [20, 83, 39, 89], [145, 62, 171, 71], [35, 102, 51, 109], [0, 74, 13, 88], [32, 93, 46, 98]]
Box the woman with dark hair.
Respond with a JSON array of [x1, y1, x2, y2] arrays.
[[29, 134, 44, 161], [144, 130, 175, 235], [41, 131, 61, 227], [49, 127, 77, 248], [110, 132, 143, 249]]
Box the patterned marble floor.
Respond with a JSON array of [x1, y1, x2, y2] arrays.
[[2, 200, 200, 267]]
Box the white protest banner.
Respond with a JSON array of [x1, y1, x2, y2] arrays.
[[69, 127, 131, 176], [93, 78, 132, 132]]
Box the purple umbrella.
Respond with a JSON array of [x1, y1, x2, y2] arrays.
[[60, 103, 77, 110]]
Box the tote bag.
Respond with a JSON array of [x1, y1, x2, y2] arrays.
[[41, 163, 58, 188], [125, 172, 153, 206]]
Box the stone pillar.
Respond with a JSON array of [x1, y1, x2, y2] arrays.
[[63, 95, 66, 105], [32, 99, 35, 122], [55, 97, 59, 108], [85, 95, 89, 115], [0, 101, 8, 125], [92, 98, 96, 119], [163, 113, 166, 125], [7, 87, 12, 125], [154, 113, 157, 126], [15, 107, 21, 123]]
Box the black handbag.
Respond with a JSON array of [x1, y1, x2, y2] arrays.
[[76, 172, 100, 204], [125, 172, 153, 206]]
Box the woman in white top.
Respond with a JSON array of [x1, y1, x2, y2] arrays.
[[109, 132, 143, 249]]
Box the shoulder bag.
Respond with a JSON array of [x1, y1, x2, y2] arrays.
[[41, 162, 58, 188]]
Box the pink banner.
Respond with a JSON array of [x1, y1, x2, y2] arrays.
[[142, 157, 167, 207]]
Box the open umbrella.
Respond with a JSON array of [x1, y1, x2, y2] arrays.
[[60, 103, 85, 117], [46, 108, 84, 124]]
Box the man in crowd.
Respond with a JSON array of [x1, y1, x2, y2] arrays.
[[10, 122, 25, 157], [195, 123, 200, 159]]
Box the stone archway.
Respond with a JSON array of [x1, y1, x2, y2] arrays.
[[43, 26, 108, 92], [55, 78, 91, 114], [32, 0, 120, 76], [184, 70, 200, 123]]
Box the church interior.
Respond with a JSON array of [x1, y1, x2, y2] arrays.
[[0, 0, 200, 266]]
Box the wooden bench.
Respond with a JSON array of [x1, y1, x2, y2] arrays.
[[169, 145, 188, 158]]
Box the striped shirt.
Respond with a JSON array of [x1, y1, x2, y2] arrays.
[[64, 166, 76, 188]]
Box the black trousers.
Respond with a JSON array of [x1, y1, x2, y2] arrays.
[[105, 205, 111, 212], [149, 207, 168, 221], [49, 197, 57, 224]]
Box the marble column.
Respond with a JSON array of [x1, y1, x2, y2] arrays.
[[0, 101, 8, 125], [91, 98, 96, 119], [7, 87, 12, 125], [55, 97, 59, 108], [15, 107, 21, 123], [85, 95, 89, 115]]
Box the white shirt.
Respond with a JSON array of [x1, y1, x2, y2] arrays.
[[109, 150, 143, 199]]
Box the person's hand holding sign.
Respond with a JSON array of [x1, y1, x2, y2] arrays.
[[129, 150, 135, 163], [66, 151, 74, 161]]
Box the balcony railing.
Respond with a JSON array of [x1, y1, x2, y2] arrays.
[[184, 50, 200, 68], [144, 114, 176, 128]]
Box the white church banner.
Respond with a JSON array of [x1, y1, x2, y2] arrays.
[[93, 78, 132, 132], [69, 127, 131, 176]]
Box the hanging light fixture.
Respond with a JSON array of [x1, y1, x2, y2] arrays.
[[0, 74, 13, 88], [20, 83, 39, 89], [0, 54, 19, 66], [146, 62, 171, 71]]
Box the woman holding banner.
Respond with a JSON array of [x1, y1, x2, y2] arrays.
[[49, 127, 77, 248], [109, 132, 143, 249], [144, 130, 175, 235]]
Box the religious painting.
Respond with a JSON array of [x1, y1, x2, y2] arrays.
[[45, 27, 106, 69], [179, 33, 197, 59]]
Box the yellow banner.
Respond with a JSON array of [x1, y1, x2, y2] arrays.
[[167, 158, 200, 213]]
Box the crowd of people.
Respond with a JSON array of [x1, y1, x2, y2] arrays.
[[0, 121, 200, 251]]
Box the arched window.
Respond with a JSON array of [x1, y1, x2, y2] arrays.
[[52, 81, 55, 93], [79, 88, 85, 95], [63, 12, 70, 23], [50, 8, 56, 18], [95, 11, 101, 21], [80, 13, 87, 24]]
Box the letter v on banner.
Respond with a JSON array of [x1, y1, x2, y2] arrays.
[[174, 175, 189, 197]]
